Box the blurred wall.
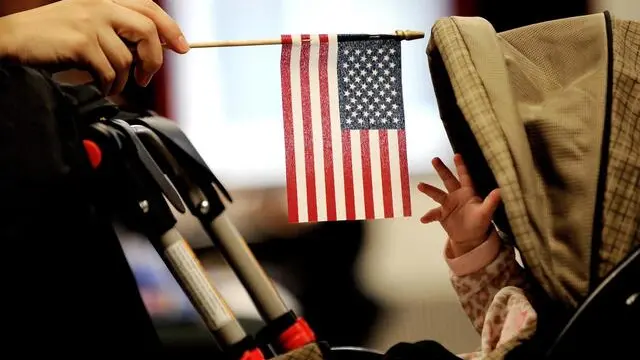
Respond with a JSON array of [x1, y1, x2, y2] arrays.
[[591, 0, 640, 18]]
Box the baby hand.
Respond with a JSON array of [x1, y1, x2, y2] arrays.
[[418, 154, 501, 257]]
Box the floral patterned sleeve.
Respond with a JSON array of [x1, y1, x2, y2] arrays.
[[443, 231, 538, 359], [444, 231, 529, 333]]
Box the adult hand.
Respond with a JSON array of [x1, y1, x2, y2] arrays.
[[418, 154, 501, 257], [0, 0, 189, 95]]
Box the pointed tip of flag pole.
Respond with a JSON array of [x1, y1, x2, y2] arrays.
[[394, 30, 425, 41]]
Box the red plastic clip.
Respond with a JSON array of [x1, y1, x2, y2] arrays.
[[278, 317, 316, 352], [82, 140, 102, 169], [240, 348, 265, 360]]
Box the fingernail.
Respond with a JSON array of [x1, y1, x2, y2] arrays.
[[139, 73, 152, 87], [177, 35, 190, 53]]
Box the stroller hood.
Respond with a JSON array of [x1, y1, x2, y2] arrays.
[[427, 12, 639, 307]]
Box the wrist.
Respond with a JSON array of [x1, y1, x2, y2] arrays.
[[449, 227, 496, 258], [444, 230, 502, 276]]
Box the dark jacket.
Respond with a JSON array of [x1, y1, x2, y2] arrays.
[[0, 64, 161, 355]]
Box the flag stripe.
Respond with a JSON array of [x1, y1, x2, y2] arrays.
[[327, 34, 346, 221], [379, 130, 394, 218], [369, 131, 384, 218], [398, 130, 412, 216], [318, 34, 336, 221], [300, 34, 317, 222], [290, 36, 308, 222], [341, 131, 356, 220], [360, 130, 374, 220], [309, 35, 327, 221], [351, 131, 365, 219], [280, 35, 298, 223], [388, 130, 404, 217]]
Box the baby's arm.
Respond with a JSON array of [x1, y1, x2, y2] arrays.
[[445, 230, 528, 333], [417, 154, 530, 338]]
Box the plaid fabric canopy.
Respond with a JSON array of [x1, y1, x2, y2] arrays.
[[427, 11, 639, 313]]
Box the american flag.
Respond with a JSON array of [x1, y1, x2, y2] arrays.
[[280, 34, 411, 223]]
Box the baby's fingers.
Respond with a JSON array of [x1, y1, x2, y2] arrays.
[[453, 154, 474, 188], [432, 157, 460, 193], [481, 188, 502, 217], [420, 207, 442, 224], [418, 182, 447, 204]]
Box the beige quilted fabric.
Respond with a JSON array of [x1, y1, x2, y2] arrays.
[[272, 343, 325, 360]]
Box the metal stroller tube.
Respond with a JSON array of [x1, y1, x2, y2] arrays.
[[158, 227, 246, 346], [151, 226, 266, 360], [208, 212, 290, 322], [130, 124, 291, 322], [203, 210, 319, 352]]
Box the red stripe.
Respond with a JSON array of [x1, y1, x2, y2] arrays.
[[398, 130, 412, 216], [318, 34, 336, 221], [299, 34, 317, 222], [280, 35, 298, 223], [379, 130, 394, 218], [360, 130, 374, 220], [341, 131, 355, 220]]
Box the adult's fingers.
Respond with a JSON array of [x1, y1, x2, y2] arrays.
[[420, 207, 442, 224], [481, 188, 502, 217], [113, 0, 189, 53], [417, 182, 447, 205], [432, 157, 460, 193], [97, 30, 133, 95], [82, 42, 116, 95], [453, 153, 474, 189], [109, 4, 163, 86]]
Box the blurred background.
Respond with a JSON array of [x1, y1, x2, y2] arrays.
[[3, 0, 637, 356]]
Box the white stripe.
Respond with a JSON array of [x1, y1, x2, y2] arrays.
[[290, 36, 307, 223], [350, 131, 365, 219], [327, 34, 346, 220], [309, 35, 326, 221], [369, 130, 385, 219], [388, 131, 404, 217]]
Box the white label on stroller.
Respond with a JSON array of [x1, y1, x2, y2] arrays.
[[165, 240, 233, 330]]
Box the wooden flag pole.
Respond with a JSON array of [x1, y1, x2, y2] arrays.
[[183, 30, 424, 49]]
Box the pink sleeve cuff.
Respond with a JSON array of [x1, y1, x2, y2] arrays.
[[444, 230, 501, 276]]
